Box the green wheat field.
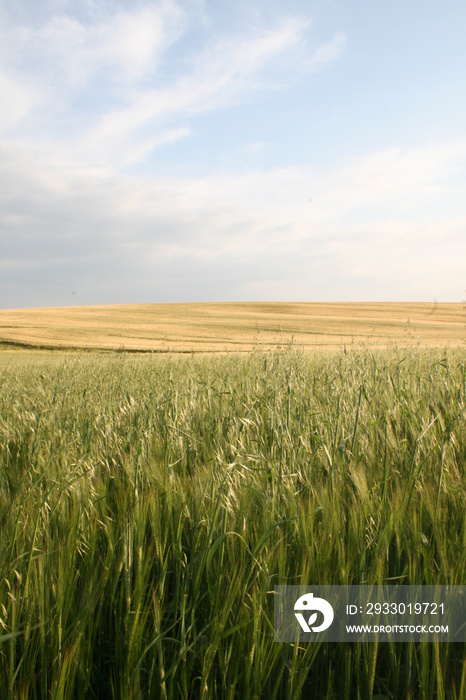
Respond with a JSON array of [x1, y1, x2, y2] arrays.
[[0, 343, 465, 698]]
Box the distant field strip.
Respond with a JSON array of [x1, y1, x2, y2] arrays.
[[0, 302, 464, 352]]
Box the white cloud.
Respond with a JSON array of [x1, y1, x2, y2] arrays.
[[7, 3, 184, 86], [2, 3, 462, 306], [1, 140, 465, 305], [0, 5, 345, 166], [0, 69, 35, 131], [72, 18, 312, 165], [307, 31, 347, 70], [304, 141, 466, 225]]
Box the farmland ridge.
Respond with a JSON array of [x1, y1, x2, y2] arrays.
[[0, 301, 463, 353]]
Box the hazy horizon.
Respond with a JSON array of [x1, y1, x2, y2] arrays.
[[1, 300, 462, 314], [1, 0, 465, 309]]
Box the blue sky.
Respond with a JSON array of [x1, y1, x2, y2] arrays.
[[1, 0, 465, 308]]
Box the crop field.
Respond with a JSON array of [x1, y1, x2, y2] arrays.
[[0, 341, 465, 699], [0, 301, 464, 353]]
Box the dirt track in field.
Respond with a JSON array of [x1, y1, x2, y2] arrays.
[[0, 302, 464, 353]]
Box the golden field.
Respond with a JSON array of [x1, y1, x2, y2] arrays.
[[0, 301, 464, 353]]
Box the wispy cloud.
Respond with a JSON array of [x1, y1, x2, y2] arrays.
[[0, 4, 344, 166], [6, 3, 184, 85], [307, 31, 347, 70], [75, 18, 312, 164]]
